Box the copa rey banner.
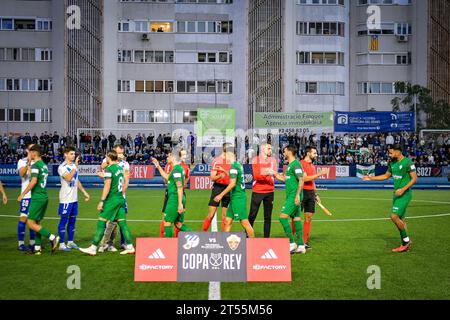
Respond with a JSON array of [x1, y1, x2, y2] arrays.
[[334, 112, 414, 132], [255, 112, 334, 133], [134, 233, 292, 282]]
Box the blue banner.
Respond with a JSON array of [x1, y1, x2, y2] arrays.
[[334, 112, 415, 132]]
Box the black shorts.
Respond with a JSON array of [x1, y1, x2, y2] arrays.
[[302, 189, 316, 213], [208, 183, 230, 208]]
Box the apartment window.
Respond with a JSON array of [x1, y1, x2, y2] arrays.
[[177, 81, 186, 93], [35, 48, 49, 61], [183, 111, 197, 123], [135, 80, 145, 92], [0, 109, 5, 121], [134, 110, 148, 123], [177, 21, 186, 32], [118, 21, 130, 32], [207, 52, 216, 62], [118, 109, 133, 123], [187, 21, 196, 32], [154, 51, 164, 62], [146, 81, 155, 92], [118, 50, 132, 62], [165, 81, 174, 92], [0, 79, 5, 91], [297, 51, 346, 65], [187, 81, 196, 92], [165, 51, 174, 63], [38, 79, 51, 91], [217, 80, 230, 93], [297, 0, 344, 4], [23, 109, 36, 121], [198, 52, 206, 62], [150, 22, 172, 32], [395, 23, 411, 35], [134, 21, 148, 32], [145, 51, 154, 62], [8, 109, 21, 121], [297, 81, 344, 95], [218, 52, 229, 63], [297, 21, 344, 36], [135, 50, 145, 63], [21, 79, 29, 91], [358, 0, 411, 5], [14, 19, 35, 30], [198, 21, 206, 32], [207, 21, 216, 32], [178, 20, 230, 33], [358, 82, 402, 94], [118, 80, 131, 92], [155, 81, 164, 92], [207, 81, 215, 92], [1, 18, 13, 30], [396, 54, 408, 65], [36, 19, 52, 31], [197, 81, 207, 92]]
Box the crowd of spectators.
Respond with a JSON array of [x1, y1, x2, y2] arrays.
[[1, 130, 449, 168]]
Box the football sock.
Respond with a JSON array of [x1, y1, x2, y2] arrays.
[[159, 220, 165, 237], [92, 220, 107, 246], [117, 220, 132, 245], [291, 220, 296, 235], [202, 216, 212, 231], [67, 216, 77, 242], [303, 220, 311, 244], [174, 226, 180, 237], [29, 228, 35, 245], [35, 233, 42, 247], [18, 221, 26, 243], [119, 227, 125, 245], [400, 229, 409, 244], [38, 227, 51, 239], [279, 217, 295, 243], [293, 220, 304, 246], [164, 225, 173, 238], [58, 216, 69, 243]]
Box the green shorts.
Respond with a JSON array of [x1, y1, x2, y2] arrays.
[[100, 197, 126, 221], [392, 190, 412, 219], [28, 198, 48, 221], [164, 194, 186, 223], [226, 196, 248, 221], [281, 195, 302, 218]]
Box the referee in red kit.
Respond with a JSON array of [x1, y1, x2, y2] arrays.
[[248, 143, 278, 238], [300, 146, 329, 249]]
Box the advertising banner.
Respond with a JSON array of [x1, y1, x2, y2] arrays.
[[129, 165, 154, 179], [336, 165, 350, 177], [177, 232, 247, 282], [334, 112, 415, 132], [189, 175, 214, 190], [246, 238, 291, 282], [315, 166, 336, 180], [134, 233, 292, 282], [255, 112, 334, 134], [0, 165, 18, 176], [76, 165, 100, 176], [134, 238, 178, 282], [196, 108, 235, 147], [415, 166, 442, 177]]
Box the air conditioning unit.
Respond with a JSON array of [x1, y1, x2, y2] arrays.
[[396, 35, 409, 42], [141, 33, 149, 41]]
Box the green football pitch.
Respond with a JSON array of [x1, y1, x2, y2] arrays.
[[0, 188, 449, 300]]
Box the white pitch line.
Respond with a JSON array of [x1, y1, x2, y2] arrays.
[[0, 213, 450, 223], [208, 213, 221, 301]]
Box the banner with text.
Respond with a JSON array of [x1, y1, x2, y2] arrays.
[[255, 112, 334, 134], [334, 112, 415, 132], [134, 233, 291, 282], [196, 108, 235, 148], [129, 165, 154, 180]]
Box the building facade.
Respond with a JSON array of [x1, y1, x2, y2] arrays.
[[1, 0, 448, 135]]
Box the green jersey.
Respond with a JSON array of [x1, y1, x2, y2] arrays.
[[229, 161, 245, 198], [388, 157, 416, 191], [104, 163, 124, 200], [30, 160, 49, 200], [285, 159, 304, 196], [168, 164, 185, 197]]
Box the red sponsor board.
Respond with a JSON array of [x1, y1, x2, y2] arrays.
[[246, 238, 292, 282], [134, 238, 178, 282], [282, 165, 336, 180], [315, 165, 336, 180], [190, 175, 214, 190], [129, 165, 154, 180]]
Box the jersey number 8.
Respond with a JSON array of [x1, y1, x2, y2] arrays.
[[118, 176, 124, 193]]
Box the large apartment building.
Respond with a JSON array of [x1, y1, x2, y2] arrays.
[[0, 0, 448, 135]]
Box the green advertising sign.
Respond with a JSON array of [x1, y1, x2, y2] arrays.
[[254, 112, 334, 132], [196, 108, 236, 147]]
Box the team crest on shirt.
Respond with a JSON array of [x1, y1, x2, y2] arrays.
[[399, 165, 403, 169]]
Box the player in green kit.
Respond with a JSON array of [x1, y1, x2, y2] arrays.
[[80, 150, 135, 256], [270, 145, 306, 254], [214, 147, 255, 237], [154, 148, 192, 237], [17, 144, 60, 255], [363, 144, 417, 253]]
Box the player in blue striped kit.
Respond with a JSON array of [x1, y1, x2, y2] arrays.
[[57, 146, 90, 251]]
